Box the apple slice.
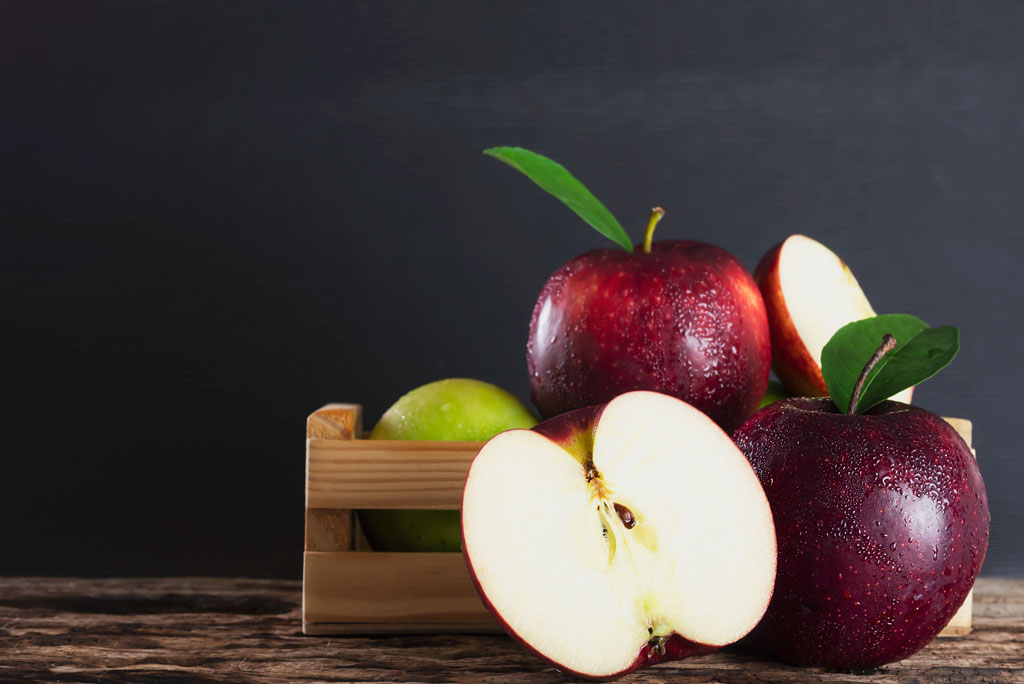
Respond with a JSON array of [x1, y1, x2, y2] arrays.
[[755, 235, 913, 402], [461, 391, 776, 680]]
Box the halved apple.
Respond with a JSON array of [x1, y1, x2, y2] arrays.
[[754, 235, 913, 402], [461, 391, 776, 680]]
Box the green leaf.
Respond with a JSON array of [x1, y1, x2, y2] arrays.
[[484, 147, 633, 252], [821, 314, 960, 414]]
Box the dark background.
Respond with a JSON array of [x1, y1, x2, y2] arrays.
[[3, 2, 1022, 578]]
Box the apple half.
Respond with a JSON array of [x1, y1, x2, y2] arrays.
[[461, 391, 776, 680], [755, 235, 913, 402]]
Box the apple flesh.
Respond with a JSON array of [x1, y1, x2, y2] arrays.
[[358, 378, 537, 552], [528, 241, 771, 432], [755, 235, 912, 403], [462, 391, 776, 680], [732, 398, 989, 667]]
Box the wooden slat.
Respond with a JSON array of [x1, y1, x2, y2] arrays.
[[939, 416, 974, 637], [302, 621, 496, 635], [302, 552, 494, 633], [306, 440, 481, 509]]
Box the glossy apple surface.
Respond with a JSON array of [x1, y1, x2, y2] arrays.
[[528, 241, 770, 432], [733, 397, 989, 667], [755, 235, 912, 403], [462, 391, 776, 680], [358, 378, 537, 552]]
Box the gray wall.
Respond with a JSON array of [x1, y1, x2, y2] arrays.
[[3, 2, 1021, 576]]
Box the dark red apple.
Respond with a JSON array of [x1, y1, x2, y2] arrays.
[[732, 397, 989, 667], [528, 211, 771, 432]]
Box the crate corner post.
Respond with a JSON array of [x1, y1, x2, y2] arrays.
[[304, 404, 362, 634]]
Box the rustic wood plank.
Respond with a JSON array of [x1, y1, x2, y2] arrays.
[[306, 439, 481, 509], [0, 577, 1019, 683]]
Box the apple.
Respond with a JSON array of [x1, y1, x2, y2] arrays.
[[754, 234, 912, 403], [358, 378, 537, 552], [462, 391, 777, 680], [733, 397, 989, 667], [528, 209, 771, 432]]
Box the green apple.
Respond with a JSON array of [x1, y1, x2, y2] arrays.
[[757, 380, 790, 410], [357, 378, 538, 551]]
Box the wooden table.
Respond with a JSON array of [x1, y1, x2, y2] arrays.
[[1, 577, 1020, 683]]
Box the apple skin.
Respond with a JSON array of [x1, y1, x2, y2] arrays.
[[732, 398, 989, 667], [754, 241, 830, 397], [528, 241, 771, 432], [358, 378, 537, 552]]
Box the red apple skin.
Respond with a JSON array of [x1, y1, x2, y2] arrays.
[[754, 242, 827, 397], [531, 403, 603, 463], [461, 398, 732, 681], [528, 241, 771, 432], [732, 398, 989, 668]]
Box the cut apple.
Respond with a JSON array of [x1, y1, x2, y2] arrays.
[[755, 235, 913, 402], [461, 391, 776, 680]]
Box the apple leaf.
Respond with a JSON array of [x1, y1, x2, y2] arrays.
[[484, 147, 633, 252], [821, 314, 960, 414]]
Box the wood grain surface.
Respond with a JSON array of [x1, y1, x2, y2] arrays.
[[1, 576, 1020, 683], [303, 552, 489, 631], [306, 440, 480, 510]]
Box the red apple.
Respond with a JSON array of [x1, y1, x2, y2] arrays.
[[755, 235, 912, 403], [528, 211, 771, 432], [462, 391, 777, 680], [732, 397, 989, 667]]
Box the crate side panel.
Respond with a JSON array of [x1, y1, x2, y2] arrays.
[[303, 551, 494, 629], [306, 440, 480, 509]]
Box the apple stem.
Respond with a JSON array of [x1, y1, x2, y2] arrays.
[[847, 334, 898, 415], [642, 207, 665, 253]]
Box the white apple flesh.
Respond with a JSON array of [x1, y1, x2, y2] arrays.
[[461, 391, 776, 680], [755, 234, 913, 402]]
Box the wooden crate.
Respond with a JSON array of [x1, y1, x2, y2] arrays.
[[302, 403, 976, 636]]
